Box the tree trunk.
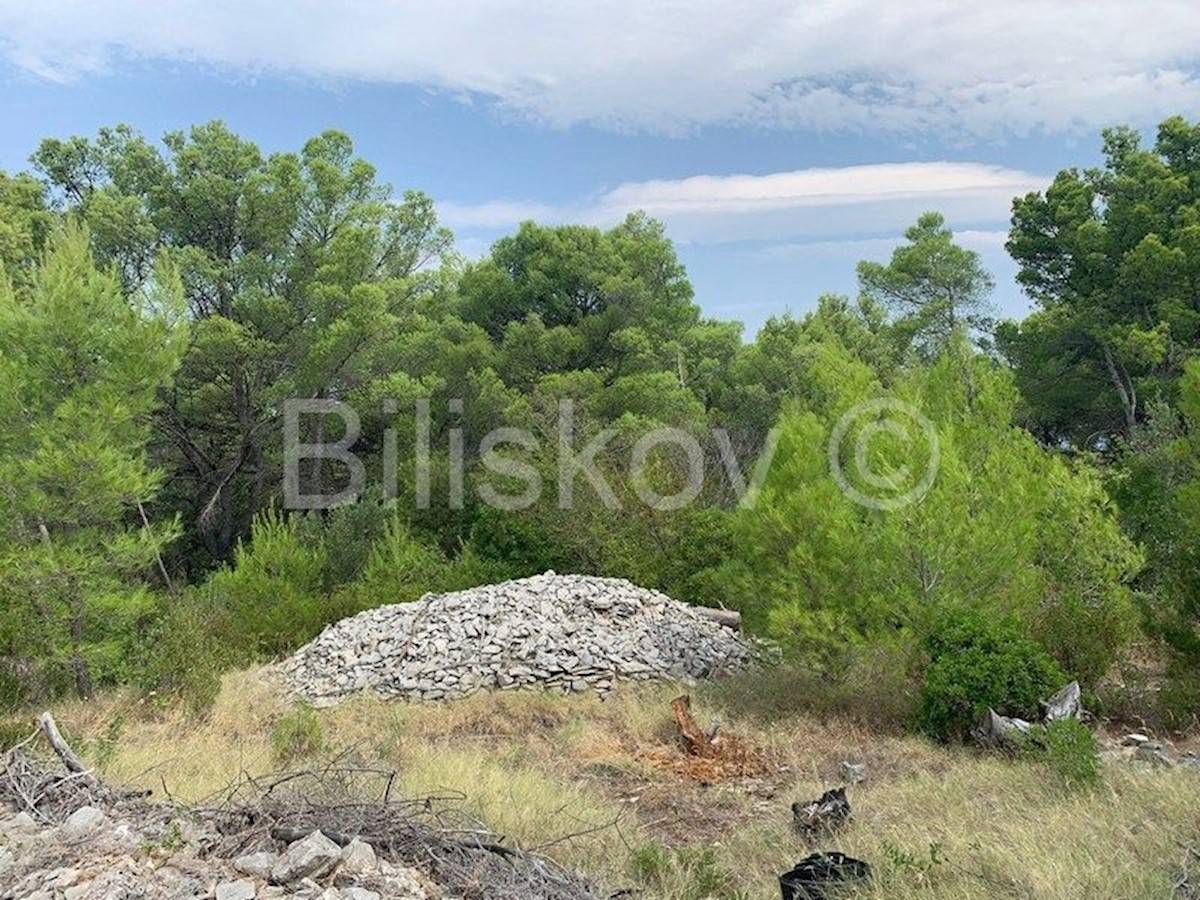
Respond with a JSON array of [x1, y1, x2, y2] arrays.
[[1101, 341, 1137, 436], [69, 596, 92, 700]]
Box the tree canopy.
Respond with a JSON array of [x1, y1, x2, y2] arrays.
[[0, 116, 1197, 729]]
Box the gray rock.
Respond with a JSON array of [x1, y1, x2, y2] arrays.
[[54, 867, 82, 888], [270, 830, 342, 884], [1134, 744, 1173, 767], [839, 761, 866, 784], [234, 851, 279, 879], [61, 806, 108, 841], [216, 880, 258, 900], [338, 838, 377, 876], [378, 861, 429, 899], [0, 811, 37, 835]]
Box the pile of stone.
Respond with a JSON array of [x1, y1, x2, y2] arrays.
[[0, 804, 430, 900], [1, 726, 603, 900], [278, 572, 755, 705]]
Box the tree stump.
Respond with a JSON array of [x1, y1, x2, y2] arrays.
[[671, 695, 718, 758]]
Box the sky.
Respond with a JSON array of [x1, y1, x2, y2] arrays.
[[1, 2, 1198, 334]]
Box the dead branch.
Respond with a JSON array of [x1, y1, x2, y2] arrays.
[[38, 712, 86, 774]]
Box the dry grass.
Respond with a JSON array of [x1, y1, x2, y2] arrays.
[[20, 668, 1200, 900]]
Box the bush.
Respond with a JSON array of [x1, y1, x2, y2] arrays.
[[294, 497, 391, 591], [1029, 589, 1137, 690], [466, 507, 561, 577], [204, 509, 329, 658], [1157, 660, 1200, 731], [1030, 718, 1100, 790], [271, 705, 325, 764], [130, 587, 236, 713], [332, 514, 454, 613], [914, 607, 1067, 743]]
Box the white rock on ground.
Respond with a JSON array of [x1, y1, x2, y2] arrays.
[[270, 830, 342, 884], [278, 572, 755, 704], [337, 838, 377, 877], [215, 880, 257, 900], [235, 850, 279, 879], [59, 806, 107, 842]]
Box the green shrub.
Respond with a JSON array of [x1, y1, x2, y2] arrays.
[[466, 507, 560, 577], [914, 607, 1066, 743], [1157, 660, 1200, 731], [880, 841, 947, 887], [1029, 590, 1136, 691], [130, 587, 235, 713], [334, 514, 454, 612], [1029, 718, 1100, 790], [271, 705, 325, 764], [205, 509, 329, 658], [294, 497, 390, 591]]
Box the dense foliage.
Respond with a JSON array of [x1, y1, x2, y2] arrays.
[[1, 117, 1197, 735]]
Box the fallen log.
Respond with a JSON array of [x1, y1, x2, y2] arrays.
[[973, 708, 1033, 749], [1042, 681, 1082, 722], [693, 607, 742, 630]]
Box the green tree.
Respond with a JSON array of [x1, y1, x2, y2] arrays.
[[857, 212, 995, 358], [0, 170, 54, 287], [0, 225, 184, 699], [716, 335, 1140, 684], [1110, 359, 1200, 721], [1003, 116, 1200, 444], [458, 214, 699, 377], [33, 123, 454, 570]]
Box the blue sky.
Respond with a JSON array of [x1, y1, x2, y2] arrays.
[[2, 2, 1198, 334]]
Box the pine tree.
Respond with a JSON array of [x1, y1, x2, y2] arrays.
[[0, 224, 184, 699]]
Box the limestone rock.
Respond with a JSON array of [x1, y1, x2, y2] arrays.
[[337, 838, 377, 877], [216, 880, 257, 900], [270, 830, 342, 884], [234, 850, 279, 879], [60, 806, 108, 841], [278, 572, 755, 704], [839, 761, 866, 784]]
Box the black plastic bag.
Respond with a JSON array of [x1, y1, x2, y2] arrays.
[[779, 851, 871, 900]]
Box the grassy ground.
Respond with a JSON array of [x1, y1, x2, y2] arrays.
[[24, 668, 1200, 899]]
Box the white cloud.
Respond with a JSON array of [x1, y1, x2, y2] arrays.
[[751, 236, 903, 261], [0, 2, 1197, 136], [955, 229, 1009, 249], [440, 162, 1043, 246], [437, 200, 558, 230]]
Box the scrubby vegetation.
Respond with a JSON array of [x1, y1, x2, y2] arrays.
[[12, 671, 1198, 899], [2, 115, 1200, 897]]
